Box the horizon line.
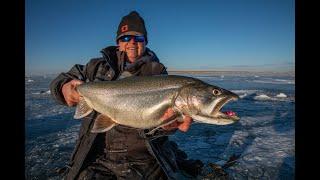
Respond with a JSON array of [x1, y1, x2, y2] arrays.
[[25, 69, 295, 77]]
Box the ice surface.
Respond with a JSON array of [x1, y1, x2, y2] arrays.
[[251, 78, 294, 85], [25, 124, 80, 179]]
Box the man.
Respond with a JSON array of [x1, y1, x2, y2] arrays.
[[50, 11, 203, 179]]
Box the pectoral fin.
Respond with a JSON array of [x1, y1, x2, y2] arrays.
[[74, 96, 93, 119], [91, 114, 117, 133]]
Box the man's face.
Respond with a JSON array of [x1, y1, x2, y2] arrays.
[[118, 35, 146, 63]]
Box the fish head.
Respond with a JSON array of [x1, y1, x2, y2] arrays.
[[175, 82, 240, 125]]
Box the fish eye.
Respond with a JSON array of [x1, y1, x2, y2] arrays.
[[212, 89, 221, 96]]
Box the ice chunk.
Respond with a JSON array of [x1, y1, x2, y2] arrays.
[[254, 94, 271, 100], [276, 93, 287, 98]]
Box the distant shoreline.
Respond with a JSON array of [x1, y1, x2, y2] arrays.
[[26, 70, 295, 77], [168, 70, 294, 77]]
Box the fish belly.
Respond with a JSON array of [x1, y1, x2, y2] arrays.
[[87, 90, 177, 129]]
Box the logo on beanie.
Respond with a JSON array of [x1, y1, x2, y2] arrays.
[[121, 25, 128, 32]]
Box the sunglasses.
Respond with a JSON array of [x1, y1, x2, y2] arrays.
[[119, 35, 146, 43]]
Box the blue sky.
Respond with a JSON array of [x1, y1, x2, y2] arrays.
[[26, 0, 294, 75]]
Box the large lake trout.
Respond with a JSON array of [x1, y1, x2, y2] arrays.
[[74, 75, 240, 133]]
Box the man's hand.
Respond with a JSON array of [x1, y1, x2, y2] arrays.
[[161, 108, 193, 132], [61, 79, 83, 106]]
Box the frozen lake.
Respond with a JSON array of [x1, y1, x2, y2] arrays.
[[25, 72, 295, 179]]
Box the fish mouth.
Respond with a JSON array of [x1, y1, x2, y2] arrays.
[[210, 96, 240, 122]]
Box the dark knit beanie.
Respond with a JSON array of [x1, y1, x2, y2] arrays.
[[116, 11, 148, 44]]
